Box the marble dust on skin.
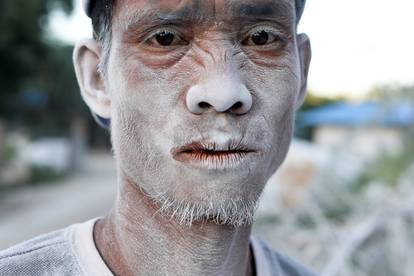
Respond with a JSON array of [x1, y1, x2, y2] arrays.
[[108, 0, 300, 209], [79, 0, 311, 275]]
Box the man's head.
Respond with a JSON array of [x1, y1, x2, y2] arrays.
[[74, 0, 311, 226]]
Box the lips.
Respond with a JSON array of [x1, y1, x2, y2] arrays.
[[171, 141, 255, 169]]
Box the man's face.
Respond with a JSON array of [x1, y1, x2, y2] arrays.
[[101, 0, 310, 225]]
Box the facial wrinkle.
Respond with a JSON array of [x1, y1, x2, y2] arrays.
[[234, 48, 249, 72], [194, 42, 217, 67], [116, 0, 217, 33], [190, 37, 243, 81]]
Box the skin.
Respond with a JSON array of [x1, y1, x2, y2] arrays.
[[73, 0, 311, 275]]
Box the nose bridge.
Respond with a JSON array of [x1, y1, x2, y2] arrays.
[[197, 36, 237, 72], [186, 40, 252, 115]]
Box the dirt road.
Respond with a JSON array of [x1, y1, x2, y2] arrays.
[[0, 152, 117, 250]]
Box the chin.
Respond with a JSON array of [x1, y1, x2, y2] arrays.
[[140, 161, 269, 226], [151, 187, 263, 227]]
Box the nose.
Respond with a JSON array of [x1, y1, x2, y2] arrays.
[[186, 75, 253, 115]]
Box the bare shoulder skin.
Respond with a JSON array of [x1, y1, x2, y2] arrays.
[[73, 0, 311, 275]]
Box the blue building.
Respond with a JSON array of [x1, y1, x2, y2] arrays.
[[299, 101, 414, 128], [297, 101, 414, 158]]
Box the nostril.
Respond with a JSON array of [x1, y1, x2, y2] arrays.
[[198, 102, 212, 109], [231, 101, 243, 110]]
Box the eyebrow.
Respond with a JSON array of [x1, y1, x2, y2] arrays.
[[122, 1, 209, 31]]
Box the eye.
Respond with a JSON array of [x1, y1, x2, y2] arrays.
[[155, 31, 175, 46], [251, 30, 269, 45], [146, 29, 188, 47], [242, 28, 282, 47]]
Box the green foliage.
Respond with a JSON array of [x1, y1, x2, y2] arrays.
[[254, 214, 281, 226], [29, 165, 65, 184], [0, 0, 89, 135], [353, 136, 414, 192], [368, 84, 414, 102], [299, 92, 345, 112], [0, 0, 73, 95], [295, 212, 317, 228], [3, 143, 17, 163]]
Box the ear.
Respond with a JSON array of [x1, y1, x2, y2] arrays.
[[73, 39, 111, 119], [295, 33, 312, 110]]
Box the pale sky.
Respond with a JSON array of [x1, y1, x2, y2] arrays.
[[50, 0, 414, 98]]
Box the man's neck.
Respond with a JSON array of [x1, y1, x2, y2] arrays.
[[94, 176, 254, 276]]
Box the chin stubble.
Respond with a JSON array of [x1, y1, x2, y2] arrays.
[[149, 190, 261, 227]]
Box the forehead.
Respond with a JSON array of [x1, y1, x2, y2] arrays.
[[112, 0, 295, 27]]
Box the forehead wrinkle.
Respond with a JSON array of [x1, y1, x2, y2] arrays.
[[116, 0, 217, 32], [115, 0, 296, 33]]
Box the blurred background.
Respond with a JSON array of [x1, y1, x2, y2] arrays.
[[0, 1, 413, 275]]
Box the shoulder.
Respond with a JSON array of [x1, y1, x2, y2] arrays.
[[251, 237, 319, 276], [0, 226, 83, 275]]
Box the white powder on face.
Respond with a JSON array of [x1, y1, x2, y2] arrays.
[[106, 1, 303, 227]]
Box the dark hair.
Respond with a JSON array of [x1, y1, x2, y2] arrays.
[[91, 0, 114, 41], [295, 0, 306, 23], [90, 0, 114, 75]]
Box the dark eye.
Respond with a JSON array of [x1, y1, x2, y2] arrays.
[[242, 29, 282, 47], [155, 31, 175, 46], [146, 29, 188, 48], [251, 30, 269, 46]]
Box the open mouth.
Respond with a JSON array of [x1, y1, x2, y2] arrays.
[[171, 141, 255, 169]]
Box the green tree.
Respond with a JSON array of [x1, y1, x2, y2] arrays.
[[368, 84, 414, 102], [0, 0, 85, 134], [300, 92, 344, 111]]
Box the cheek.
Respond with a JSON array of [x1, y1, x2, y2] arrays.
[[107, 54, 196, 179], [109, 44, 200, 123], [241, 46, 301, 113], [248, 65, 300, 120], [243, 57, 300, 170], [111, 104, 171, 196]]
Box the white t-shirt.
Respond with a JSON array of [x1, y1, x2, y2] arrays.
[[0, 218, 317, 275]]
